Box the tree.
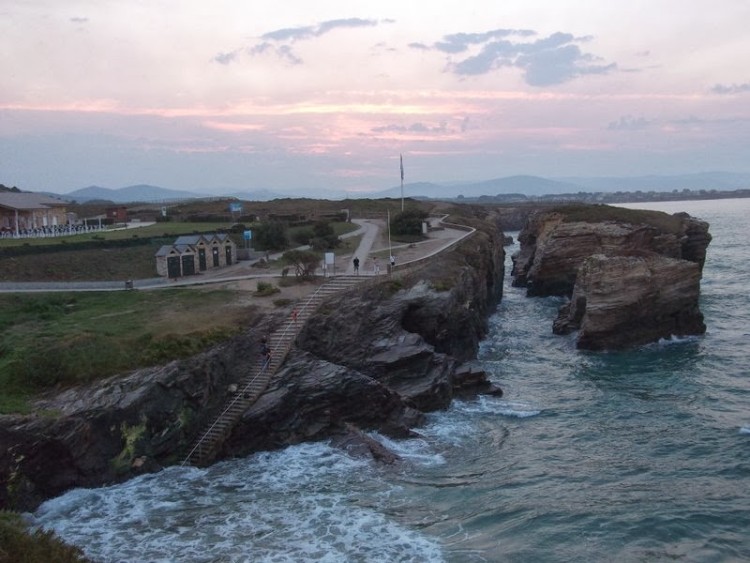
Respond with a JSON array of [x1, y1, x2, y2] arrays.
[[390, 208, 429, 236], [253, 221, 288, 251], [309, 221, 341, 251], [291, 228, 314, 246], [282, 249, 320, 278]]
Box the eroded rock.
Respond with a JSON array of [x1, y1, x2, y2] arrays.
[[553, 253, 706, 349], [513, 205, 711, 350]]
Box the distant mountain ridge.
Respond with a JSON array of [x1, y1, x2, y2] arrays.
[[37, 171, 750, 203], [554, 172, 750, 192], [64, 184, 210, 203]]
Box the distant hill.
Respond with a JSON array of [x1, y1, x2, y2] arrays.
[[42, 170, 750, 203], [373, 172, 750, 199], [372, 176, 584, 199], [65, 184, 208, 203], [554, 172, 750, 193], [226, 189, 288, 202]]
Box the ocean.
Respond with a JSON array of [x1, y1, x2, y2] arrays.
[[31, 198, 750, 562]]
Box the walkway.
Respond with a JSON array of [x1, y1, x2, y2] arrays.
[[180, 215, 476, 466], [181, 274, 367, 467]]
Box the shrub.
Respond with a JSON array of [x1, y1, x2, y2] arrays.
[[282, 249, 320, 278], [0, 512, 91, 562], [256, 281, 280, 296], [291, 228, 314, 246], [391, 208, 429, 236], [431, 279, 453, 292]]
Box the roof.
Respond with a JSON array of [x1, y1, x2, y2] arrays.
[[173, 244, 196, 253], [174, 235, 207, 246], [155, 245, 177, 257], [0, 192, 68, 211]]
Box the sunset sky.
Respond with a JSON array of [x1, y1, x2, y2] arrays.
[[2, 1, 749, 196]]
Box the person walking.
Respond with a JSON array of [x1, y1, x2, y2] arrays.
[[260, 337, 271, 366], [353, 256, 360, 275], [373, 257, 380, 275]]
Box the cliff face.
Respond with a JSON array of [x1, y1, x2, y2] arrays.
[[224, 224, 506, 459], [553, 254, 705, 350], [0, 215, 506, 512], [512, 205, 711, 349]]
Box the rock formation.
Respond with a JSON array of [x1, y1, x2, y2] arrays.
[[553, 253, 706, 349], [512, 205, 711, 349], [0, 212, 506, 512]]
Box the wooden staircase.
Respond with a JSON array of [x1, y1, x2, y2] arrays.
[[181, 274, 367, 466]]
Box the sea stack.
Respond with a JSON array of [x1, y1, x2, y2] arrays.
[[512, 204, 712, 349]]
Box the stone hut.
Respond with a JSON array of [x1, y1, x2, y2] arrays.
[[155, 233, 236, 278]]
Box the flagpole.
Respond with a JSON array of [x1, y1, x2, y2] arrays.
[[400, 154, 404, 212], [387, 209, 392, 260]]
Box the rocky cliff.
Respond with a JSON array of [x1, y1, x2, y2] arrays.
[[512, 204, 711, 349], [0, 212, 506, 512]]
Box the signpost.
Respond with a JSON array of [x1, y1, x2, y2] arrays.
[[325, 252, 335, 276]]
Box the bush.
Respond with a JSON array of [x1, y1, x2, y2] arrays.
[[255, 281, 280, 296], [309, 221, 341, 250], [291, 228, 314, 246], [282, 249, 320, 278], [0, 512, 91, 562], [391, 208, 429, 236], [253, 221, 288, 251]]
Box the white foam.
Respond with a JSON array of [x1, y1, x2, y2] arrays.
[[369, 432, 447, 466], [452, 396, 541, 419], [653, 334, 702, 347], [493, 400, 542, 418], [740, 426, 750, 435], [32, 443, 445, 562]]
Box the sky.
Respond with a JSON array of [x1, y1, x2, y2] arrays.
[[2, 0, 750, 197]]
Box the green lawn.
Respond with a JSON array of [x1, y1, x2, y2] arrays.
[[0, 289, 259, 413], [0, 222, 236, 247]]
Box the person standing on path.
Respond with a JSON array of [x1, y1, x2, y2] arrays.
[[373, 257, 380, 275], [353, 256, 360, 275]]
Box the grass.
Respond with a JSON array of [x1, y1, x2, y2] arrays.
[[552, 204, 684, 234], [0, 289, 259, 413], [0, 511, 92, 562], [1, 243, 167, 281], [0, 222, 236, 247], [0, 221, 360, 282]]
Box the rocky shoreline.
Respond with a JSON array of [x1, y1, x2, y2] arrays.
[[0, 203, 714, 512], [0, 210, 507, 512]]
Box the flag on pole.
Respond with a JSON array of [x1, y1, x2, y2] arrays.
[[400, 154, 404, 182]]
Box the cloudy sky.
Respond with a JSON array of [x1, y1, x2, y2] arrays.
[[2, 1, 749, 196]]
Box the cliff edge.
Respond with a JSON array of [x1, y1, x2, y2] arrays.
[[0, 209, 506, 512]]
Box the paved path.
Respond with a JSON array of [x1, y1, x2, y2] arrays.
[[0, 216, 474, 292], [345, 219, 379, 275]]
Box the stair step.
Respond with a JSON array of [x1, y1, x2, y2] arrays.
[[182, 272, 369, 466]]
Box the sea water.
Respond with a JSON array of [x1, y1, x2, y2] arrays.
[[32, 199, 750, 562]]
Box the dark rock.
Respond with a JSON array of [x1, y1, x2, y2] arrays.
[[224, 351, 424, 457], [0, 212, 509, 511], [330, 424, 402, 464]]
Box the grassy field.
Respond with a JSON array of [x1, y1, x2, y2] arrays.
[[0, 221, 236, 247], [0, 289, 262, 413], [0, 221, 360, 282]]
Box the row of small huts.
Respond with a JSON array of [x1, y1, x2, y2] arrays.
[[155, 234, 237, 278]]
